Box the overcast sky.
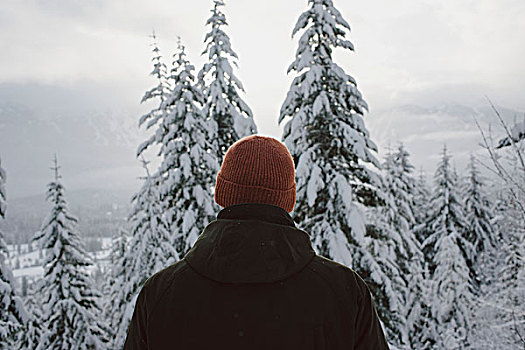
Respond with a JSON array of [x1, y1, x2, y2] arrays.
[[2, 0, 524, 137]]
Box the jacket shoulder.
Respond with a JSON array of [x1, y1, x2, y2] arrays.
[[140, 260, 192, 313], [306, 256, 390, 349], [307, 255, 370, 303]]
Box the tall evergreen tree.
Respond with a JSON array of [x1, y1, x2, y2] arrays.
[[112, 160, 176, 349], [374, 144, 428, 348], [380, 144, 421, 270], [430, 230, 475, 348], [413, 166, 431, 244], [199, 0, 257, 160], [114, 39, 221, 347], [279, 0, 398, 344], [421, 147, 471, 269], [159, 40, 220, 255], [104, 227, 129, 348], [137, 31, 172, 158], [33, 156, 108, 350], [410, 264, 435, 350], [462, 154, 497, 284], [401, 163, 435, 349], [19, 282, 42, 350], [279, 0, 382, 258], [412, 163, 436, 349], [114, 39, 177, 346], [422, 146, 475, 348], [0, 156, 27, 348]]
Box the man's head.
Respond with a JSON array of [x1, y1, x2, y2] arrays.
[[214, 135, 296, 213]]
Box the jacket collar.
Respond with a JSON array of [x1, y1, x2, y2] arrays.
[[184, 203, 314, 284], [217, 203, 296, 227]]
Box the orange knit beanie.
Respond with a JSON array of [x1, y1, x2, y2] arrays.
[[214, 135, 296, 213]]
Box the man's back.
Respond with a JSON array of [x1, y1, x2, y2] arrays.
[[124, 203, 389, 350]]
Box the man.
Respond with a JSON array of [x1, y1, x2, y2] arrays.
[[124, 135, 390, 349]]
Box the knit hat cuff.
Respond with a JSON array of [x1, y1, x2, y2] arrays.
[[215, 173, 296, 213]]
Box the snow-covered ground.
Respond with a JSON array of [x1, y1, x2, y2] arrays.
[[12, 266, 43, 279], [6, 237, 112, 285]]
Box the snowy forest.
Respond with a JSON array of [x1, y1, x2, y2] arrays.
[[1, 0, 524, 349]]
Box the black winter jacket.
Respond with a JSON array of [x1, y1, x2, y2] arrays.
[[123, 203, 390, 350]]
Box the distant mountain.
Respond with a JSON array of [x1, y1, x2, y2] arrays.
[[366, 103, 524, 174], [0, 101, 151, 198], [0, 188, 131, 244]]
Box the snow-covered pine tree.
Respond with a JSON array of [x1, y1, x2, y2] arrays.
[[280, 0, 382, 257], [103, 227, 129, 347], [431, 230, 476, 348], [137, 31, 172, 158], [413, 166, 431, 245], [462, 154, 497, 286], [158, 40, 220, 255], [279, 0, 401, 344], [375, 144, 428, 348], [19, 282, 42, 350], [199, 0, 257, 160], [421, 146, 471, 269], [380, 144, 421, 270], [411, 164, 436, 349], [33, 156, 108, 350], [112, 159, 176, 349], [0, 156, 27, 348], [114, 39, 220, 346], [412, 164, 435, 349], [111, 39, 176, 346], [422, 146, 475, 348], [366, 146, 406, 347]]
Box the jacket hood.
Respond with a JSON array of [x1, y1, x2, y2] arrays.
[[184, 203, 316, 284]]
